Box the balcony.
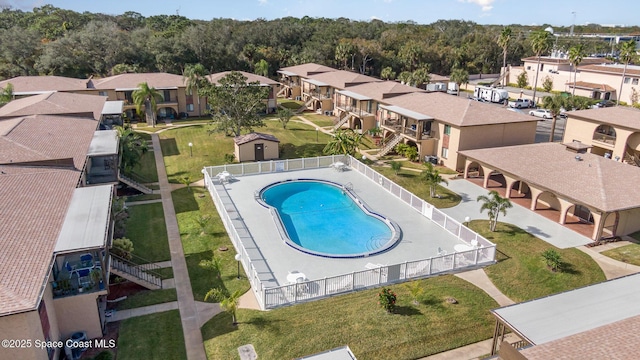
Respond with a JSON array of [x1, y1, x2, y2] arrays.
[[337, 103, 375, 119], [592, 133, 616, 146], [86, 155, 118, 185], [51, 251, 108, 298]]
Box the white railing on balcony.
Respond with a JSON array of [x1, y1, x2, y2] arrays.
[[202, 155, 495, 309]]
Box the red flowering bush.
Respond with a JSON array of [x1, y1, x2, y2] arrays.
[[378, 288, 397, 313]]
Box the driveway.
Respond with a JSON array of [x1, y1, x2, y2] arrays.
[[442, 179, 592, 249]]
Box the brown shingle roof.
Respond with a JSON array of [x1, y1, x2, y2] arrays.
[[92, 72, 186, 90], [579, 63, 640, 77], [278, 63, 336, 77], [0, 76, 91, 93], [234, 132, 279, 145], [0, 114, 97, 169], [307, 70, 381, 90], [207, 71, 279, 86], [568, 81, 616, 92], [0, 92, 106, 121], [340, 81, 424, 102], [459, 142, 640, 212], [520, 314, 640, 359], [0, 167, 80, 316], [566, 106, 640, 131], [385, 92, 537, 127]]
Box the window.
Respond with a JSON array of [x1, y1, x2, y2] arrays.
[[624, 77, 631, 84], [526, 66, 531, 70], [98, 91, 108, 96], [444, 125, 451, 135], [633, 78, 639, 85], [441, 147, 449, 159], [186, 104, 194, 112]]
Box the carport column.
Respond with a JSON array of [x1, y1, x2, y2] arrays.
[[591, 211, 606, 241], [503, 175, 518, 198], [529, 187, 543, 210], [481, 165, 494, 188], [558, 198, 575, 225]]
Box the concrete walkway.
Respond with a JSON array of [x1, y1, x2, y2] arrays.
[[577, 244, 640, 280], [106, 301, 179, 322], [151, 133, 207, 360], [455, 269, 515, 307], [124, 199, 163, 206], [442, 179, 592, 249]]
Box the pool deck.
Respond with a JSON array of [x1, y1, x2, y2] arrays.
[[221, 167, 471, 288]]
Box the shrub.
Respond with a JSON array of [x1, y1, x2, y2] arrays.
[[542, 76, 553, 92], [542, 249, 562, 272], [517, 72, 528, 88], [112, 237, 134, 260], [390, 161, 402, 174], [224, 153, 236, 164], [378, 288, 397, 313]]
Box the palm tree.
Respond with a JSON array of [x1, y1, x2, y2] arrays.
[[422, 162, 448, 198], [116, 126, 148, 173], [568, 44, 586, 96], [132, 82, 163, 127], [529, 30, 552, 105], [0, 83, 13, 106], [254, 59, 269, 77], [477, 190, 512, 232], [380, 67, 396, 81], [617, 40, 637, 106], [205, 288, 243, 325], [497, 27, 512, 87], [449, 67, 469, 96], [542, 94, 567, 142], [323, 129, 363, 156], [183, 63, 207, 117]]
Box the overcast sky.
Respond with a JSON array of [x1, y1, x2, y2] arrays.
[[2, 0, 639, 27]]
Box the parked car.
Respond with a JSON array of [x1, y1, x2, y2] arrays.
[[593, 100, 615, 108], [508, 98, 535, 109], [529, 109, 552, 119]]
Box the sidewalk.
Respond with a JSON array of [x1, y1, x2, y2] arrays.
[[106, 302, 179, 322], [151, 133, 207, 360]]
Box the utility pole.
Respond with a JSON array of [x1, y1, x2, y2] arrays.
[[570, 11, 576, 37]]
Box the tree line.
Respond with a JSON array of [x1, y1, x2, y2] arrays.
[[0, 5, 635, 81]]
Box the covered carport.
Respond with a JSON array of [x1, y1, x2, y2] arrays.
[[459, 142, 640, 241], [491, 273, 640, 358]]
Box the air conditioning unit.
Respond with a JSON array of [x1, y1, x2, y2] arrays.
[[295, 96, 301, 101], [324, 111, 333, 116]]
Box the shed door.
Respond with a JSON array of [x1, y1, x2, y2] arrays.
[[254, 143, 264, 161]]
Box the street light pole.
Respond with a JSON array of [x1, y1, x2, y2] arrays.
[[234, 253, 241, 279], [188, 142, 193, 157]]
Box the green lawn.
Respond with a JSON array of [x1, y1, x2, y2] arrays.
[[160, 121, 332, 183], [134, 119, 212, 133], [373, 166, 461, 208], [127, 150, 159, 183], [202, 275, 498, 360], [278, 99, 304, 110], [474, 220, 606, 303], [118, 310, 186, 360], [601, 243, 640, 266], [300, 113, 335, 127], [395, 161, 458, 174], [172, 187, 251, 301], [125, 203, 170, 263], [125, 194, 162, 203], [116, 288, 178, 310]]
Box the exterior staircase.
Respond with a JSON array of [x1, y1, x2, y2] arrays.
[[110, 252, 163, 290], [377, 133, 403, 157], [276, 86, 287, 97], [624, 147, 640, 167], [332, 111, 351, 131], [295, 97, 315, 114], [491, 68, 510, 87], [118, 173, 153, 194]]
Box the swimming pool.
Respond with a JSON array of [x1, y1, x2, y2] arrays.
[[258, 179, 401, 258]]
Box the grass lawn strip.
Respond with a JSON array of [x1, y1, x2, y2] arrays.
[[128, 150, 159, 183], [117, 310, 186, 360], [202, 275, 498, 360], [601, 242, 640, 266], [125, 203, 170, 263], [300, 113, 335, 127], [116, 288, 178, 310], [374, 166, 461, 208], [475, 220, 606, 303], [171, 187, 251, 301]]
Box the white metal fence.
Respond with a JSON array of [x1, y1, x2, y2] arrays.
[[203, 155, 496, 309]]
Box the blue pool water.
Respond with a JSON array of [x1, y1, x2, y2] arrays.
[[259, 180, 399, 258]]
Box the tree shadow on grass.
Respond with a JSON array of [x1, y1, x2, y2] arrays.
[[201, 312, 239, 339], [394, 305, 422, 316], [559, 261, 580, 275], [419, 295, 447, 310], [280, 143, 326, 159], [160, 138, 180, 156], [242, 314, 284, 331], [172, 187, 200, 213], [185, 250, 228, 301]]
